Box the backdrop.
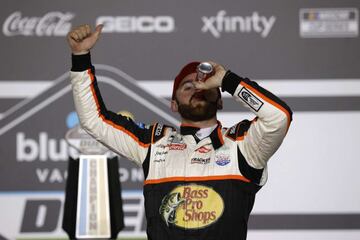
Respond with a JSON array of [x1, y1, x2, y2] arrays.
[[0, 0, 359, 239]]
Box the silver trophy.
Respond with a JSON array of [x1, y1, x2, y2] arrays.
[[65, 125, 112, 239]]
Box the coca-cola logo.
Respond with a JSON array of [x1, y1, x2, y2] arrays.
[[2, 11, 74, 37]]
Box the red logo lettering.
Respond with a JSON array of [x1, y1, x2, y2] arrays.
[[168, 143, 187, 150], [196, 146, 211, 153]]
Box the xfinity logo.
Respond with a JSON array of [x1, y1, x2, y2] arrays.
[[202, 10, 276, 38], [96, 16, 175, 33]]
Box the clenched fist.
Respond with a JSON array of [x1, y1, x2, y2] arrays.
[[192, 61, 227, 90], [67, 24, 103, 55]]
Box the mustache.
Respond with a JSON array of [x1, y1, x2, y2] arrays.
[[191, 92, 205, 101], [190, 91, 218, 104]]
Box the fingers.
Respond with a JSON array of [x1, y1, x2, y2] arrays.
[[68, 24, 92, 42], [76, 25, 90, 40], [206, 61, 226, 72], [193, 81, 207, 90], [207, 60, 217, 66], [193, 61, 225, 90], [94, 24, 104, 37], [85, 24, 91, 35], [68, 31, 80, 42]]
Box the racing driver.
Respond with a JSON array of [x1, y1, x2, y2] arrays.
[[67, 24, 293, 240]]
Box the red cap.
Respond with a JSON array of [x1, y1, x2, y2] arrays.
[[172, 61, 200, 100]]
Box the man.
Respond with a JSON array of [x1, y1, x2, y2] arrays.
[[68, 24, 292, 240]]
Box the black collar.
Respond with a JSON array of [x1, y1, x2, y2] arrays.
[[180, 122, 224, 150]]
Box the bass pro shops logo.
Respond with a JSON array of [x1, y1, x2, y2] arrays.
[[159, 184, 224, 228]]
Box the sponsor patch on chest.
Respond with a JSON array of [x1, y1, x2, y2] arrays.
[[215, 146, 231, 166], [215, 153, 230, 166], [195, 146, 211, 153], [159, 184, 224, 229], [169, 143, 187, 150], [167, 135, 187, 150], [191, 157, 210, 164]]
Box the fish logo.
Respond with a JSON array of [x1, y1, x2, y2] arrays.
[[159, 192, 185, 226]]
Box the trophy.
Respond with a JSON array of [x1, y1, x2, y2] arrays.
[[62, 125, 124, 239]]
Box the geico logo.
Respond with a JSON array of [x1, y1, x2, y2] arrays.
[[3, 11, 74, 37], [16, 132, 75, 162], [96, 16, 175, 33], [201, 10, 276, 38]]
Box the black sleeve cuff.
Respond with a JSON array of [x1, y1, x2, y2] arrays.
[[221, 70, 243, 95], [71, 52, 92, 72]]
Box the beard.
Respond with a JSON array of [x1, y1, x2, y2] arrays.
[[177, 98, 218, 122]]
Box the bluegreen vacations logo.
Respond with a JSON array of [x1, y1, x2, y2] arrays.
[[201, 10, 276, 38], [15, 112, 79, 162]]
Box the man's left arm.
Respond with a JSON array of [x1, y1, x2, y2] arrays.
[[221, 71, 293, 169]]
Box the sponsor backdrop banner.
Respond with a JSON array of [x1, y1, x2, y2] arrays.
[[0, 0, 359, 239]]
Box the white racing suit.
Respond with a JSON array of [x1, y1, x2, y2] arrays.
[[70, 53, 292, 240]]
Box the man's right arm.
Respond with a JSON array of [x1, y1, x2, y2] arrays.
[[70, 53, 154, 165], [68, 25, 154, 165]]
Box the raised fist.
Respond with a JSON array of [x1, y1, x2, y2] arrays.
[[67, 24, 103, 55]]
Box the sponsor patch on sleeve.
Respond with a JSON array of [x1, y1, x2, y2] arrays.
[[226, 120, 252, 141], [152, 123, 166, 143], [154, 123, 164, 136], [225, 125, 238, 141], [238, 87, 264, 112]]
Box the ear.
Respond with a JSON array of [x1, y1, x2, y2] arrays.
[[217, 98, 223, 110], [171, 100, 179, 112]]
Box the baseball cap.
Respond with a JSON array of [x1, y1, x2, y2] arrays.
[[172, 61, 221, 100]]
